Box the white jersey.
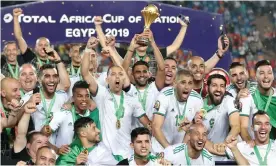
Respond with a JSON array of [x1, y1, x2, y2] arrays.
[[87, 142, 118, 165], [127, 82, 160, 128], [31, 90, 68, 144], [202, 95, 239, 161], [97, 72, 107, 87], [152, 87, 203, 153], [92, 84, 145, 159], [225, 140, 276, 166], [164, 143, 214, 165], [49, 109, 92, 148], [226, 81, 257, 98], [128, 154, 161, 166]]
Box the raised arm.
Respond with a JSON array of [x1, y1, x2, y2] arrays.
[[14, 101, 37, 153], [152, 114, 170, 148], [94, 16, 107, 48], [205, 36, 230, 74], [13, 8, 27, 54], [46, 48, 70, 91], [166, 17, 188, 56], [146, 29, 165, 90], [103, 46, 130, 88], [226, 137, 250, 165], [81, 48, 98, 95], [122, 35, 140, 71]]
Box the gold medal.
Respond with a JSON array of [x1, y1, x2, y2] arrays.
[[45, 125, 51, 134], [83, 149, 88, 155], [199, 108, 207, 119], [116, 119, 121, 129]]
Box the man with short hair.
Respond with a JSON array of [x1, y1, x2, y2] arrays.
[[225, 111, 276, 165], [13, 8, 53, 70], [16, 146, 56, 166], [32, 62, 70, 144], [118, 127, 171, 165], [152, 69, 203, 153], [81, 46, 151, 160], [122, 30, 165, 128], [196, 74, 240, 161], [239, 60, 276, 140], [187, 36, 230, 98], [42, 80, 100, 150], [56, 117, 117, 165], [164, 57, 178, 87], [1, 41, 21, 79], [164, 123, 214, 165]]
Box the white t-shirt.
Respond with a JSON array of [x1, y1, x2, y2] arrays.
[[202, 95, 239, 161], [225, 140, 276, 166], [87, 142, 118, 165], [20, 90, 34, 105], [49, 109, 92, 148], [164, 143, 214, 165], [31, 90, 68, 144], [151, 87, 203, 153], [127, 82, 160, 128], [92, 84, 145, 159]]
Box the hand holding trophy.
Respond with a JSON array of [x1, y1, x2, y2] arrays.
[[136, 4, 160, 46]]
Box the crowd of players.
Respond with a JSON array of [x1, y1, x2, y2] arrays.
[[1, 7, 276, 166]]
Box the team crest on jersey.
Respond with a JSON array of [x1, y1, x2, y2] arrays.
[[154, 100, 160, 111]]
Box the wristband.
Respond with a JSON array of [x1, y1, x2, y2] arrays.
[[128, 48, 134, 52], [216, 50, 223, 59], [55, 60, 62, 64]]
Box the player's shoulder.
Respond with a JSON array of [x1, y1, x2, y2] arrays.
[[160, 87, 174, 96], [189, 90, 203, 100], [226, 84, 236, 91], [202, 148, 213, 161], [170, 143, 187, 154], [55, 89, 67, 95]]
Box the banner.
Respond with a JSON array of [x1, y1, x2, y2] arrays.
[[1, 1, 230, 69]]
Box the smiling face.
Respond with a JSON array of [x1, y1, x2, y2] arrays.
[[188, 57, 205, 81], [175, 74, 194, 102], [40, 68, 59, 94], [208, 78, 226, 105], [19, 64, 37, 92], [35, 38, 50, 58], [35, 148, 56, 166], [133, 64, 150, 87], [27, 134, 48, 158], [252, 114, 271, 144], [4, 42, 18, 63], [229, 66, 248, 90], [131, 134, 151, 157], [164, 59, 177, 86], [256, 65, 274, 91], [189, 124, 207, 151], [73, 88, 90, 112]]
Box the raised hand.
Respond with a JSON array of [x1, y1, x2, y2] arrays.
[[7, 99, 23, 112], [94, 16, 103, 26], [105, 35, 116, 47], [13, 8, 23, 17], [24, 102, 37, 114], [218, 35, 230, 55], [86, 36, 99, 49], [30, 93, 41, 104], [225, 136, 238, 150], [179, 117, 192, 132], [44, 47, 61, 62]]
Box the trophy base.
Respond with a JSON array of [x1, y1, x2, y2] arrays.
[[136, 37, 149, 47]]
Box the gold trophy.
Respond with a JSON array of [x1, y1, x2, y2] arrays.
[[137, 4, 160, 46]]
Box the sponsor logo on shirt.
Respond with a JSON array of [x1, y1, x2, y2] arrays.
[[250, 152, 255, 155]]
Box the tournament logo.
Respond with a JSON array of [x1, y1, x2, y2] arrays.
[[154, 100, 160, 111]]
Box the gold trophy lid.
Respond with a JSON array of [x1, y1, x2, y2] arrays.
[[142, 4, 160, 15]]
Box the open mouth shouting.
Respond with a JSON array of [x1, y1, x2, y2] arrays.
[[261, 79, 272, 88], [46, 83, 56, 92], [236, 80, 245, 88], [259, 130, 268, 139]]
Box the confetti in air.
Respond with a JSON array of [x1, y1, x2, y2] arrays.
[[29, 32, 32, 35], [168, 28, 171, 31]]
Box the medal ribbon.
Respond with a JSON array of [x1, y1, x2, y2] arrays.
[[40, 89, 56, 124], [0, 101, 8, 118], [20, 89, 25, 97], [37, 57, 49, 67], [264, 89, 273, 112], [110, 91, 125, 121], [253, 140, 272, 166], [7, 63, 19, 79], [174, 89, 188, 125], [203, 97, 216, 112], [185, 145, 204, 165], [136, 84, 149, 111], [71, 105, 89, 123], [70, 64, 81, 76]]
